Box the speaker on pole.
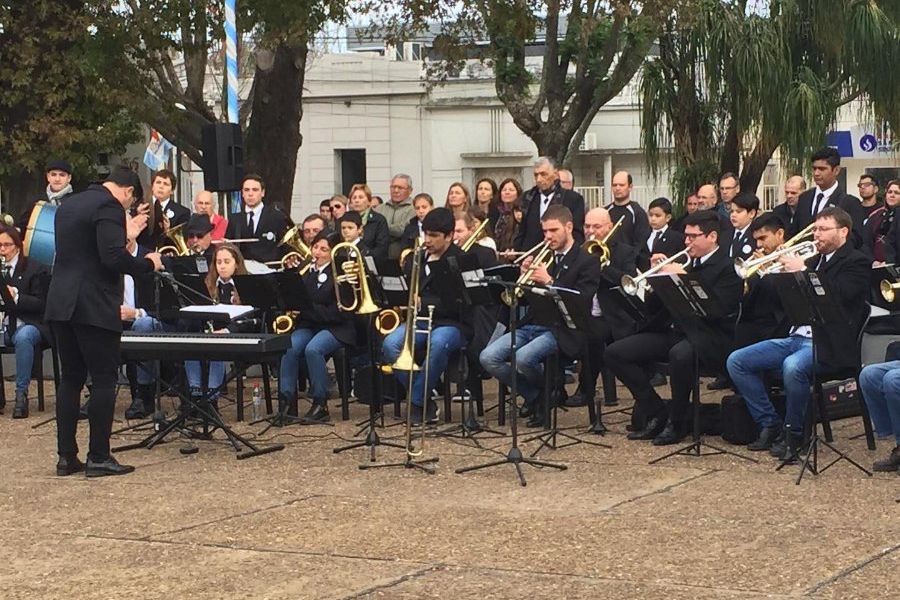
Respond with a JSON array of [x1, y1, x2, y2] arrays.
[[201, 123, 244, 192]]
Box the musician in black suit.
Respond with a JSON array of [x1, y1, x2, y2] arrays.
[[726, 193, 760, 261], [513, 157, 585, 253], [278, 232, 356, 422], [382, 208, 469, 425], [605, 211, 742, 445], [134, 169, 191, 250], [348, 184, 390, 259], [576, 208, 638, 410], [790, 147, 864, 249], [0, 224, 50, 418], [482, 205, 601, 427], [639, 197, 684, 271], [45, 167, 163, 477], [727, 206, 870, 462], [17, 159, 75, 231], [224, 174, 291, 264]]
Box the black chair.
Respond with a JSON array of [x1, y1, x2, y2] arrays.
[[0, 341, 60, 413]]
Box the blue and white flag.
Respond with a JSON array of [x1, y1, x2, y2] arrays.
[[143, 129, 174, 170]]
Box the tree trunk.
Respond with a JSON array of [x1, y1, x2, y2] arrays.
[[243, 42, 307, 216], [740, 133, 779, 194], [3, 172, 43, 221]]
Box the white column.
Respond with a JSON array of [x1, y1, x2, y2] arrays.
[[603, 154, 613, 206]]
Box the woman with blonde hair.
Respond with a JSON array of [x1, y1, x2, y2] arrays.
[[445, 182, 472, 219]]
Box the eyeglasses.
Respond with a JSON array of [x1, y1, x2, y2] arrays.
[[390, 185, 409, 190], [811, 226, 840, 233], [857, 182, 874, 188], [683, 232, 709, 240], [0, 242, 16, 248]]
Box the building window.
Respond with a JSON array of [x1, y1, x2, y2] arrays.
[[336, 149, 366, 196]]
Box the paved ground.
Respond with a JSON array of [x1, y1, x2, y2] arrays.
[[0, 379, 897, 599]]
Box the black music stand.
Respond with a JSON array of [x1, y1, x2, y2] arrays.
[[517, 285, 612, 456], [456, 274, 567, 487], [234, 273, 315, 432], [646, 273, 756, 465], [770, 272, 872, 483], [333, 257, 407, 461], [430, 254, 505, 446]]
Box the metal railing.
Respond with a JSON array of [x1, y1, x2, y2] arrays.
[[576, 184, 783, 212]]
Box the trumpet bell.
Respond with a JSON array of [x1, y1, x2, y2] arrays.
[[375, 308, 401, 335], [881, 280, 900, 303]]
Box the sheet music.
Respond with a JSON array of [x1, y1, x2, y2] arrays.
[[380, 276, 408, 292], [180, 304, 254, 319], [461, 268, 486, 288]]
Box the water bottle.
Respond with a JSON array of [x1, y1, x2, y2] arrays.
[[251, 385, 262, 420]]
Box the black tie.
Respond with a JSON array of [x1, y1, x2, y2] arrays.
[[652, 230, 663, 248], [812, 192, 825, 217], [247, 211, 255, 234], [552, 253, 564, 277], [816, 254, 827, 271], [218, 282, 234, 304], [692, 258, 700, 269], [1, 265, 10, 279]]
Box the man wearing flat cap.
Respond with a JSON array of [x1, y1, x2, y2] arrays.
[[182, 213, 216, 263], [16, 159, 75, 231]]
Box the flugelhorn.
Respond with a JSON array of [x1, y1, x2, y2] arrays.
[[734, 240, 818, 279], [331, 242, 380, 315], [621, 248, 691, 296], [583, 215, 625, 267], [501, 240, 553, 306]]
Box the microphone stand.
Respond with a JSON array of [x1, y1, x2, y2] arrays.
[[455, 279, 566, 486]]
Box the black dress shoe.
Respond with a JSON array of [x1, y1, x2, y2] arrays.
[[518, 404, 533, 419], [301, 403, 330, 424], [425, 401, 439, 425], [12, 391, 28, 419], [627, 416, 666, 440], [124, 397, 148, 420], [873, 446, 900, 472], [526, 413, 545, 428], [603, 397, 619, 407], [410, 404, 425, 426], [706, 375, 733, 391], [652, 421, 685, 446], [649, 373, 667, 387], [747, 425, 782, 451], [85, 456, 135, 478], [56, 454, 85, 476], [563, 393, 588, 408]]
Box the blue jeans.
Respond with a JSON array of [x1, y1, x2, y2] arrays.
[[480, 324, 557, 405], [131, 316, 178, 385], [6, 325, 44, 393], [859, 361, 900, 445], [279, 328, 343, 403], [382, 324, 465, 407], [726, 335, 814, 430], [184, 360, 226, 398]]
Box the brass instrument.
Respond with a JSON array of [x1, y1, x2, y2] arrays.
[[278, 225, 312, 271], [734, 222, 815, 280], [621, 248, 691, 296], [509, 239, 549, 264], [399, 236, 421, 269], [881, 280, 900, 303], [501, 241, 553, 306], [459, 218, 490, 252], [158, 223, 189, 256], [734, 240, 818, 279], [375, 308, 402, 335], [331, 242, 380, 315], [270, 262, 314, 334], [583, 215, 625, 267]]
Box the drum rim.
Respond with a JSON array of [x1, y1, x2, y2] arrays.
[[23, 200, 51, 257]]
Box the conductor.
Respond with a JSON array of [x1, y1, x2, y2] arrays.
[[45, 167, 163, 477]]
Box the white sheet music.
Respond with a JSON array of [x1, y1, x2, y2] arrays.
[[180, 304, 254, 319]]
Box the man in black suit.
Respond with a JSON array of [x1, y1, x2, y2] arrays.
[[224, 174, 291, 264], [604, 170, 651, 250], [482, 205, 601, 427], [791, 147, 864, 248], [135, 169, 191, 250], [16, 159, 75, 231], [726, 193, 760, 261], [605, 211, 743, 445], [728, 206, 870, 461], [513, 157, 585, 253], [772, 175, 806, 231], [0, 224, 51, 418], [45, 167, 162, 477]]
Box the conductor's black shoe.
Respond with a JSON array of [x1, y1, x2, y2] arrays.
[[85, 456, 135, 478], [652, 421, 685, 446], [706, 375, 733, 391], [301, 404, 330, 424], [747, 426, 782, 451], [56, 454, 85, 477], [124, 397, 149, 420], [627, 416, 665, 440], [12, 391, 28, 419]]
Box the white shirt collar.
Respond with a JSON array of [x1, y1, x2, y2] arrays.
[[5, 251, 19, 272], [815, 181, 839, 199], [696, 246, 718, 266]]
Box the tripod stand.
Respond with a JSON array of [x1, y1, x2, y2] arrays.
[[456, 281, 566, 486]]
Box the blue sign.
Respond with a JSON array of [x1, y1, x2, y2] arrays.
[[825, 131, 853, 158], [859, 134, 877, 153]]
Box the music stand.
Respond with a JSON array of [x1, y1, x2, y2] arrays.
[[517, 285, 612, 456], [646, 273, 756, 465], [456, 273, 567, 486], [770, 272, 873, 483]]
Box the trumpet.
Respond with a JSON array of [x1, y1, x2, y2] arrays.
[[881, 280, 900, 303], [734, 240, 818, 279], [270, 262, 314, 334], [621, 248, 691, 296], [331, 242, 380, 315], [501, 241, 553, 306], [459, 218, 490, 252], [734, 222, 815, 279], [583, 215, 625, 267]]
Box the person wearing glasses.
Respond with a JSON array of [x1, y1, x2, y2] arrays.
[[717, 172, 740, 221], [857, 174, 882, 221], [329, 195, 348, 222], [727, 206, 869, 463], [374, 174, 416, 259]]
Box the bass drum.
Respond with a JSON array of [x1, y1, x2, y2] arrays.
[[24, 201, 57, 267]]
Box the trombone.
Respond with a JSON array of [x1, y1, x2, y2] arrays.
[[734, 240, 818, 279], [621, 248, 691, 296], [501, 240, 553, 306], [583, 215, 625, 267], [331, 242, 380, 315]]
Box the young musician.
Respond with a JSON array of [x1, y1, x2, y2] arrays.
[[727, 193, 760, 260], [640, 197, 684, 271], [338, 211, 367, 251], [224, 174, 291, 263], [17, 159, 74, 231], [382, 208, 469, 425], [605, 211, 742, 445], [0, 224, 51, 418], [278, 232, 356, 422], [348, 184, 390, 259], [401, 193, 433, 250], [481, 205, 601, 427], [727, 207, 870, 461], [137, 169, 191, 250]]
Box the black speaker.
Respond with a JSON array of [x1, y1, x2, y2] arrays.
[[201, 123, 244, 192]]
